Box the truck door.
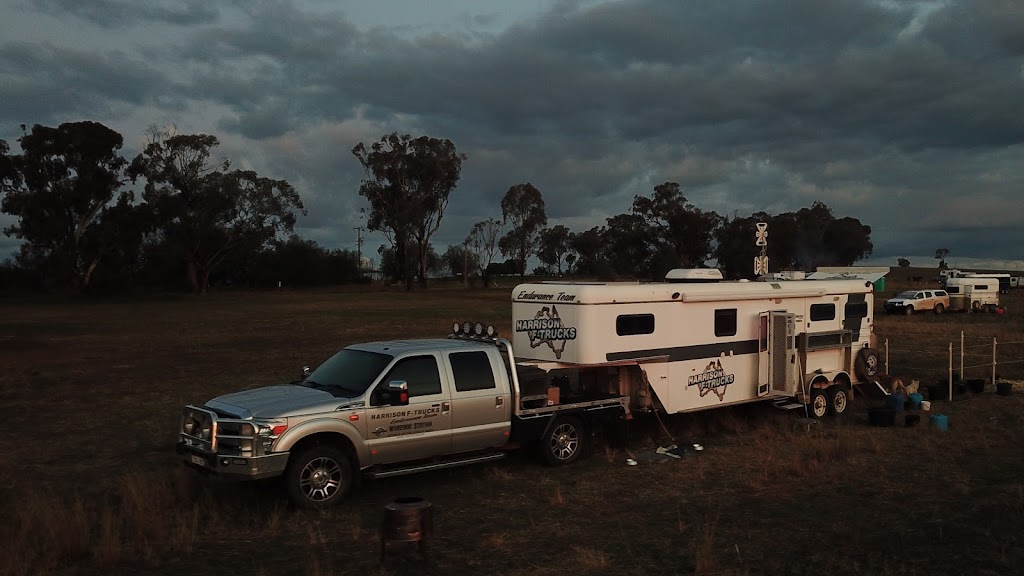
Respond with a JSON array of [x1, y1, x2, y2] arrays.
[[365, 354, 453, 465], [445, 350, 512, 453]]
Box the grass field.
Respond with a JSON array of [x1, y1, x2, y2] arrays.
[[1, 280, 1022, 576]]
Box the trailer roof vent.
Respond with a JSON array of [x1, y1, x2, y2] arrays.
[[665, 268, 724, 283]]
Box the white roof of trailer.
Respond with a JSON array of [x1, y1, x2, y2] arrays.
[[805, 271, 887, 283], [513, 279, 872, 305]]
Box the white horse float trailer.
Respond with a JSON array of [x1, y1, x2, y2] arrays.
[[511, 270, 881, 419]]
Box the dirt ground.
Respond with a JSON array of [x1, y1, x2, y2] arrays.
[[1, 281, 1022, 576]]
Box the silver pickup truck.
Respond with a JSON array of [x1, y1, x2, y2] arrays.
[[176, 323, 630, 509]]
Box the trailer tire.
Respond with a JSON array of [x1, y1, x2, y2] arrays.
[[542, 416, 585, 466], [855, 348, 879, 381], [284, 445, 353, 510], [828, 386, 849, 416], [809, 389, 829, 419]]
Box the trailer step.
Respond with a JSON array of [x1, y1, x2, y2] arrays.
[[771, 398, 806, 410]]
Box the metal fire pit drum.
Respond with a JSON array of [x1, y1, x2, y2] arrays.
[[380, 497, 433, 562]]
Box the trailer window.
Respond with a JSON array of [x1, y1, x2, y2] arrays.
[[974, 285, 989, 290], [714, 309, 737, 337], [844, 302, 868, 318], [449, 351, 497, 392], [945, 286, 959, 294], [810, 303, 836, 322], [616, 314, 655, 336]]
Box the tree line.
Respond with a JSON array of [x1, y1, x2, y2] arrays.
[[1, 123, 874, 294]]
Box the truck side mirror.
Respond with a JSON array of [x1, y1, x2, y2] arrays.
[[387, 380, 410, 406], [302, 365, 310, 378]]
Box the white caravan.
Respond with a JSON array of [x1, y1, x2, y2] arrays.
[[511, 270, 880, 419], [943, 277, 1001, 312]]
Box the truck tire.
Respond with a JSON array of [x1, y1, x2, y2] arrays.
[[284, 445, 353, 510], [809, 389, 828, 419], [934, 303, 944, 314], [828, 385, 849, 416], [855, 347, 879, 381], [904, 305, 914, 316], [542, 416, 585, 466]]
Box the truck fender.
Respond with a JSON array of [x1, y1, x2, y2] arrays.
[[274, 419, 370, 467]]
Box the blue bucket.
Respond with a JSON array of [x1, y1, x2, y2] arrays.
[[886, 394, 905, 412], [929, 414, 949, 432], [909, 393, 924, 409]]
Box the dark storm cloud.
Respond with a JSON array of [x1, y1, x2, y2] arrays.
[[4, 0, 1023, 265], [0, 42, 176, 125], [28, 0, 220, 28]]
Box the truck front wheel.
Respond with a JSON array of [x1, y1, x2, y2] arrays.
[[542, 416, 585, 466], [284, 445, 353, 509]]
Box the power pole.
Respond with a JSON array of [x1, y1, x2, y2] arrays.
[[354, 226, 365, 269]]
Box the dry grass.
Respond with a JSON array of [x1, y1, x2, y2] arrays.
[[0, 283, 1023, 575]]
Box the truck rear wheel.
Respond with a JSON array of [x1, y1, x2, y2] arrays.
[[542, 416, 585, 466], [284, 445, 353, 509]]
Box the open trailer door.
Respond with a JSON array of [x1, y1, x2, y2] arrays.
[[759, 311, 796, 396]]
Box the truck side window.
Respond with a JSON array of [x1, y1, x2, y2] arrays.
[[809, 303, 835, 321], [714, 309, 737, 337], [449, 351, 496, 392], [382, 355, 442, 397], [616, 314, 654, 336]]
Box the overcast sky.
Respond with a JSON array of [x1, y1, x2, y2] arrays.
[[2, 0, 1023, 271]]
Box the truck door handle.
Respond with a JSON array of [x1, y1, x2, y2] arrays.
[[373, 427, 386, 436], [441, 401, 450, 414], [496, 396, 504, 407]]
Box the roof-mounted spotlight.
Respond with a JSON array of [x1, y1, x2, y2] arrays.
[[486, 325, 496, 337], [452, 322, 461, 334], [462, 321, 472, 335], [474, 322, 483, 336]]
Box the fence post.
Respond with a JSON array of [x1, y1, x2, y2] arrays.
[[885, 338, 889, 374], [960, 331, 964, 378], [948, 342, 953, 401], [992, 337, 998, 385]]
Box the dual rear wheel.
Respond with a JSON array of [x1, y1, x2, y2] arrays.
[[809, 385, 849, 419]]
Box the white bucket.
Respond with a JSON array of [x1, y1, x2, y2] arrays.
[[921, 400, 931, 412]]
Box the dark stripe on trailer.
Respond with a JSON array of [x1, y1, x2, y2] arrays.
[[843, 293, 865, 340], [606, 339, 760, 363]]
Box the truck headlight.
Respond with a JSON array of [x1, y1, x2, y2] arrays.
[[183, 418, 195, 435]]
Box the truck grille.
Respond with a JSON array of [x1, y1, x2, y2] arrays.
[[180, 405, 258, 456]]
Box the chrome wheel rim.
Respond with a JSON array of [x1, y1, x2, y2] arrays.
[[299, 456, 343, 502], [550, 423, 579, 461]]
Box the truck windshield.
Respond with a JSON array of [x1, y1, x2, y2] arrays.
[[303, 349, 393, 396], [894, 291, 918, 299]]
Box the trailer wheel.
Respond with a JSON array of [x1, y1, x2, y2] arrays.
[[828, 386, 849, 416], [284, 445, 353, 510], [809, 389, 828, 419], [854, 348, 879, 381], [542, 416, 585, 466]]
